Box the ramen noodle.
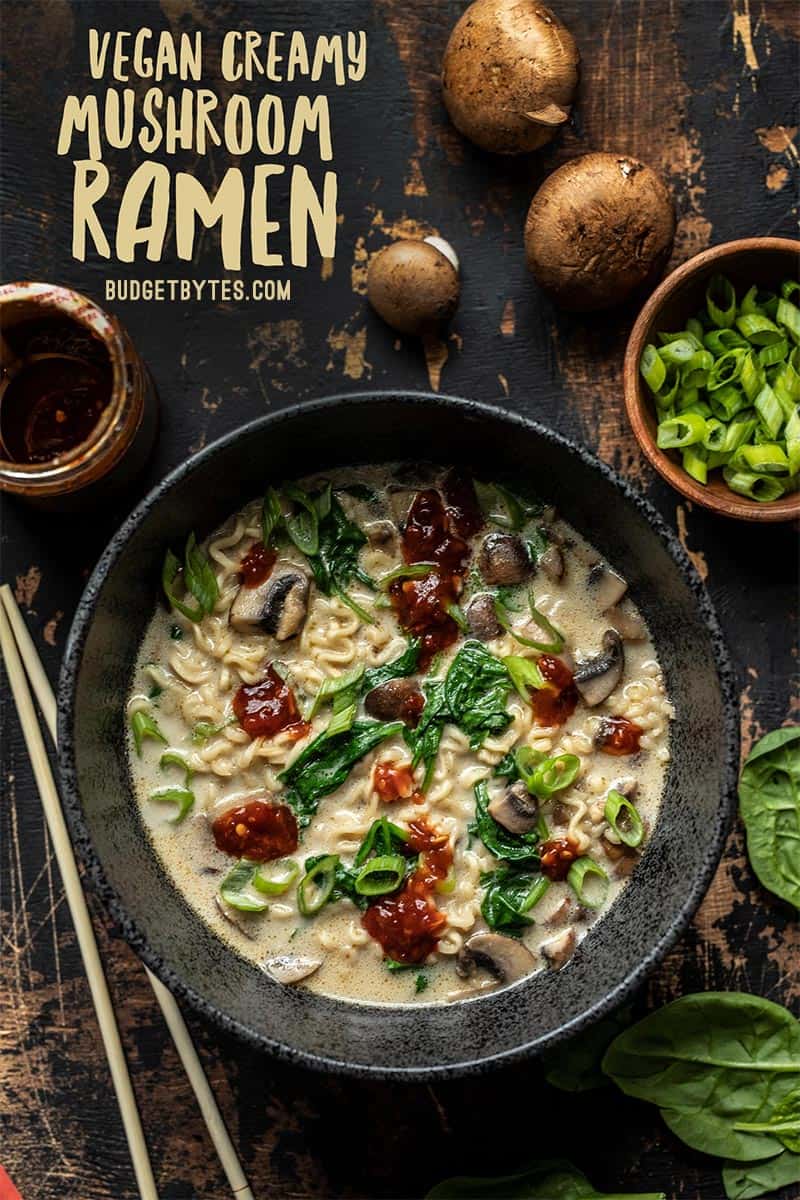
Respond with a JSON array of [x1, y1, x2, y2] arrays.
[[128, 465, 672, 1004]]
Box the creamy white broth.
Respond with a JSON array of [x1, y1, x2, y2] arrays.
[[128, 465, 672, 1005]]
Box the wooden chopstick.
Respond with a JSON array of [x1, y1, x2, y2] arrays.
[[0, 585, 254, 1200]]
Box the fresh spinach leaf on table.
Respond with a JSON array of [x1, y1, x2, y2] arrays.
[[601, 992, 800, 1163], [733, 1086, 800, 1152], [722, 1148, 800, 1200], [279, 720, 403, 826], [739, 726, 800, 909], [426, 1157, 665, 1199]]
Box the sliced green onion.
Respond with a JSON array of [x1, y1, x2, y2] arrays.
[[162, 549, 204, 622], [130, 709, 167, 755], [785, 407, 800, 476], [702, 418, 727, 452], [723, 466, 785, 502], [297, 855, 340, 915], [354, 854, 406, 896], [446, 602, 470, 633], [306, 664, 365, 720], [722, 412, 758, 453], [737, 443, 790, 475], [706, 274, 736, 327], [740, 284, 773, 315], [640, 344, 666, 393], [333, 585, 375, 625], [191, 719, 227, 744], [754, 383, 784, 438], [740, 351, 765, 402], [354, 817, 409, 868], [323, 694, 358, 739], [656, 412, 707, 449], [220, 861, 269, 913], [776, 297, 800, 344], [524, 753, 580, 800], [679, 399, 711, 420], [708, 384, 747, 422], [676, 386, 700, 411], [703, 328, 748, 355], [282, 485, 319, 555], [706, 450, 732, 471], [686, 316, 705, 340], [567, 857, 610, 909], [159, 749, 193, 786], [377, 562, 436, 589], [781, 279, 800, 301], [758, 336, 789, 367], [148, 786, 194, 823], [604, 789, 644, 848], [737, 313, 782, 345], [253, 858, 300, 895], [658, 330, 702, 348], [435, 867, 457, 895], [262, 487, 283, 546], [657, 337, 698, 366], [682, 445, 708, 484], [502, 655, 545, 702], [706, 349, 746, 390]]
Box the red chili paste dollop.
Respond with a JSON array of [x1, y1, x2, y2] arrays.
[[212, 799, 298, 861], [373, 760, 417, 802], [530, 655, 579, 727], [239, 541, 276, 588], [442, 469, 484, 539], [361, 817, 452, 964], [539, 835, 581, 881], [595, 716, 643, 756], [233, 665, 309, 740]]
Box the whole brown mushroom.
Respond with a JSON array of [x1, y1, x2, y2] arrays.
[[442, 0, 580, 155], [366, 238, 460, 336], [524, 152, 676, 311]]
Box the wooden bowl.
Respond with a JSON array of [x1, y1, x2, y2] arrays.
[[624, 237, 800, 522]]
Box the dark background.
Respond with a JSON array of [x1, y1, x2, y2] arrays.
[[1, 2, 798, 1197]]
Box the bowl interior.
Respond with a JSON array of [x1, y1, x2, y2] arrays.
[[59, 394, 737, 1076], [625, 240, 800, 521]]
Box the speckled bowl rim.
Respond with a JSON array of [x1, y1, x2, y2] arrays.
[[58, 391, 740, 1079]]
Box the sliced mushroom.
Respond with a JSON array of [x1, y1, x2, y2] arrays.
[[488, 780, 540, 835], [214, 895, 256, 940], [574, 630, 624, 706], [263, 954, 322, 984], [546, 897, 572, 927], [365, 519, 398, 550], [466, 593, 501, 641], [606, 603, 647, 641], [587, 561, 628, 611], [230, 562, 310, 640], [364, 676, 420, 722], [541, 927, 576, 970], [479, 533, 531, 586], [456, 932, 535, 983], [538, 543, 565, 582]]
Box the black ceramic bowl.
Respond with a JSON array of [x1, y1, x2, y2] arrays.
[[59, 393, 739, 1078]]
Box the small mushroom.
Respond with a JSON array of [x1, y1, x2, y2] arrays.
[[214, 895, 256, 940], [456, 932, 535, 983], [538, 543, 564, 582], [364, 676, 420, 722], [263, 954, 322, 985], [606, 604, 647, 641], [367, 239, 460, 336], [488, 780, 540, 835], [587, 561, 628, 611], [365, 519, 397, 550], [546, 897, 572, 927], [574, 630, 625, 706], [478, 532, 531, 586], [541, 927, 576, 970], [466, 593, 502, 641], [230, 562, 310, 640]]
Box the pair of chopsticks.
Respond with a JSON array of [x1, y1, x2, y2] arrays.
[[0, 584, 254, 1200]]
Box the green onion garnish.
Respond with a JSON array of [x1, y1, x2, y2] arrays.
[[354, 853, 406, 896], [252, 858, 300, 895], [377, 562, 436, 589], [220, 860, 269, 913], [604, 789, 644, 848], [148, 786, 194, 823], [130, 709, 167, 756], [567, 857, 610, 909], [297, 855, 340, 915]]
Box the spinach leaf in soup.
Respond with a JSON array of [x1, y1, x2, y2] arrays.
[[722, 1149, 800, 1200], [405, 679, 448, 789], [739, 726, 800, 910], [480, 865, 548, 933], [443, 640, 513, 749], [279, 721, 403, 826], [362, 639, 421, 692], [426, 1157, 666, 1199], [307, 493, 374, 600], [602, 993, 800, 1163]]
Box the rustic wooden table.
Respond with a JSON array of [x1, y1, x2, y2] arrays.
[[1, 2, 798, 1197]]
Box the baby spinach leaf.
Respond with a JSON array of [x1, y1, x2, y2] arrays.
[[443, 640, 513, 749], [480, 865, 548, 933], [162, 533, 219, 622], [362, 639, 420, 692], [734, 1086, 800, 1152], [302, 853, 366, 910], [739, 726, 800, 910], [307, 494, 373, 600], [722, 1149, 800, 1199], [542, 1006, 634, 1093], [279, 720, 403, 826], [405, 679, 448, 789], [473, 781, 540, 864], [427, 1158, 665, 1199], [602, 993, 800, 1163]]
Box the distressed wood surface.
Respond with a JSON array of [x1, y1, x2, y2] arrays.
[[0, 2, 798, 1197]]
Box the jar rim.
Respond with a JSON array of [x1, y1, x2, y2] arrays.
[[0, 282, 132, 487]]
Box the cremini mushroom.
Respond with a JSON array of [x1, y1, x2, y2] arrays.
[[524, 152, 676, 311], [541, 926, 576, 970], [479, 532, 531, 585], [538, 543, 565, 582], [441, 0, 580, 155], [606, 603, 647, 641], [574, 629, 624, 706], [466, 593, 502, 641], [488, 780, 540, 835], [364, 519, 397, 550], [456, 931, 536, 983], [367, 238, 460, 336], [263, 954, 322, 985], [364, 677, 420, 722], [230, 562, 310, 640], [587, 561, 628, 611]]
